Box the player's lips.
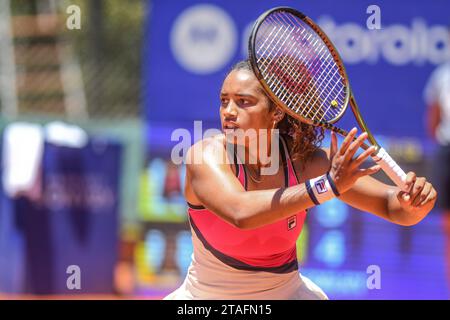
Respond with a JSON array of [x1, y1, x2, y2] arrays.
[[222, 122, 239, 130]]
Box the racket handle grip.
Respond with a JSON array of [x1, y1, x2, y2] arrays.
[[372, 147, 408, 191]]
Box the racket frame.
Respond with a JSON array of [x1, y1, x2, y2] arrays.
[[248, 6, 379, 150]]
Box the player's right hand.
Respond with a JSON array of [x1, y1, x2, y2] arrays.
[[328, 128, 381, 194]]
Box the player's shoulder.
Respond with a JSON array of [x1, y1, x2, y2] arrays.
[[286, 136, 330, 180], [187, 133, 226, 153], [310, 146, 331, 165], [303, 146, 331, 177], [186, 133, 228, 167]]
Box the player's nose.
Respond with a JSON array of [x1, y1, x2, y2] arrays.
[[223, 100, 238, 118]]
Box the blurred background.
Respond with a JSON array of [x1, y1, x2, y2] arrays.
[[0, 0, 449, 299]]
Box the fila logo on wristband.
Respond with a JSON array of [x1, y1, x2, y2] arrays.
[[314, 179, 327, 194], [306, 173, 340, 205]]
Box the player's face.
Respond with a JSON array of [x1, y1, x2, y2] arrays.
[[220, 69, 277, 139]]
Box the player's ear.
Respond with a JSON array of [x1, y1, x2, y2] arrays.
[[272, 107, 285, 124]]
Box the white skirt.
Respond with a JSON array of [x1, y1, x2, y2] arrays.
[[164, 230, 328, 300]]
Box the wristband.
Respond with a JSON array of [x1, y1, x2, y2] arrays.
[[306, 172, 340, 205]]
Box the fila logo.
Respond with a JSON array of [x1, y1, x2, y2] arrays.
[[287, 215, 297, 230], [314, 178, 328, 194]]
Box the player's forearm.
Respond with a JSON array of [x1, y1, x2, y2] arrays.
[[233, 183, 316, 229]]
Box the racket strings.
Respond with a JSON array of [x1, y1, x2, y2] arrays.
[[272, 14, 335, 117], [254, 11, 346, 122], [277, 13, 344, 120], [261, 12, 343, 120], [256, 16, 327, 118], [258, 32, 328, 120], [256, 21, 330, 120]]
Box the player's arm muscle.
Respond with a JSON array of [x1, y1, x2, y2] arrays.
[[186, 138, 316, 229]]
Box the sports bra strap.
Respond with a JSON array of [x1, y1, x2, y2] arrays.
[[235, 134, 298, 189]]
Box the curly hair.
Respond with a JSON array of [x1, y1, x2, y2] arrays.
[[228, 60, 324, 166]]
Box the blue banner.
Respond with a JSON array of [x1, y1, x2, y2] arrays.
[[141, 0, 450, 299], [0, 135, 122, 294], [143, 0, 450, 150]]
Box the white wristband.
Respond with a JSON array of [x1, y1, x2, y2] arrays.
[[306, 173, 340, 205]]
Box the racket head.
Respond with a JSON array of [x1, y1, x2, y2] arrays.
[[248, 7, 351, 125]]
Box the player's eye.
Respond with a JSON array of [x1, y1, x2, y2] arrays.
[[238, 99, 251, 107], [220, 98, 229, 107]]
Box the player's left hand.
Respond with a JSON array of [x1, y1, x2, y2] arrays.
[[397, 171, 437, 218]]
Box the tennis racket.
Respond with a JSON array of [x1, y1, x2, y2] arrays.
[[248, 7, 408, 191]]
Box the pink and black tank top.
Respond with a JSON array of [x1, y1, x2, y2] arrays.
[[187, 135, 307, 274]]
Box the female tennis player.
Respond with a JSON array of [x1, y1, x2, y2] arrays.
[[164, 60, 437, 300]]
